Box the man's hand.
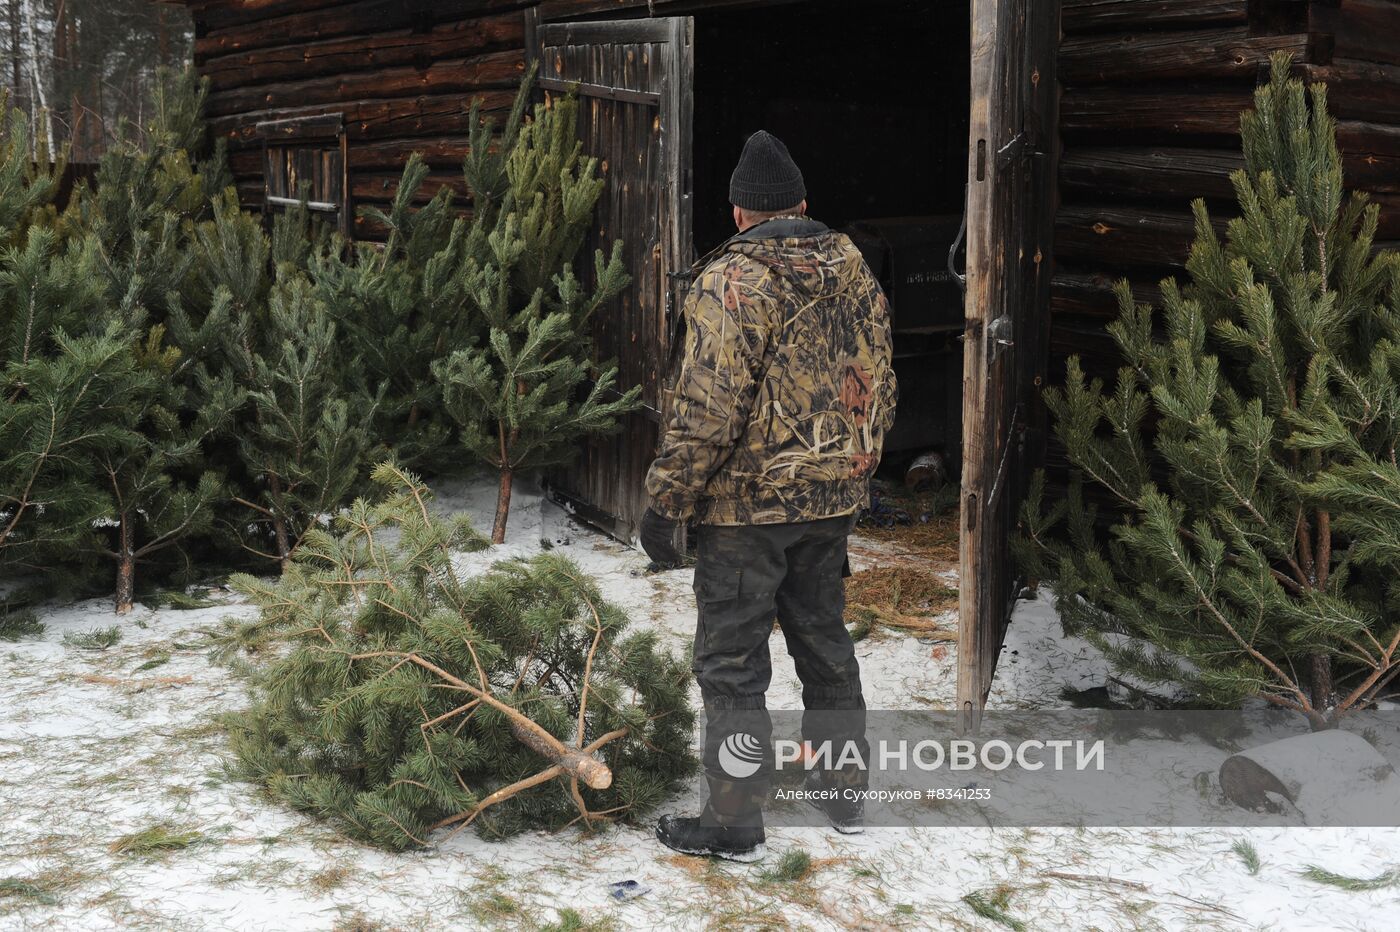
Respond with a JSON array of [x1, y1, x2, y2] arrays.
[[640, 507, 685, 569]]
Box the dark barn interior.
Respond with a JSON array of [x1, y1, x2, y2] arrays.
[[690, 0, 972, 478]]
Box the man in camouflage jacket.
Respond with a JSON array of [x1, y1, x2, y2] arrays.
[[643, 131, 897, 861]]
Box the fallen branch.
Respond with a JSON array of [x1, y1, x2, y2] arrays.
[[80, 673, 193, 692]]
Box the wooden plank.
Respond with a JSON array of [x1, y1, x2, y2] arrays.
[[536, 0, 807, 20], [1346, 152, 1400, 193], [959, 0, 1055, 723], [254, 112, 342, 142], [538, 15, 691, 543], [348, 136, 496, 170], [1060, 29, 1313, 85], [1338, 119, 1400, 158], [1021, 0, 1061, 543], [188, 0, 350, 33], [1299, 60, 1400, 123], [210, 90, 518, 149], [206, 50, 525, 117], [1061, 0, 1247, 34], [350, 170, 469, 203], [234, 137, 493, 174], [1338, 121, 1400, 192], [199, 12, 525, 88], [1060, 147, 1243, 200], [537, 0, 649, 18], [194, 0, 528, 62], [1061, 89, 1254, 140], [1051, 270, 1170, 320], [960, 0, 1001, 724], [1061, 143, 1400, 200], [1311, 0, 1400, 68], [1054, 205, 1229, 269], [1375, 193, 1400, 238]]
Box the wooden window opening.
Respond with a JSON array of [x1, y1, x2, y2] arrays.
[[254, 113, 350, 239]]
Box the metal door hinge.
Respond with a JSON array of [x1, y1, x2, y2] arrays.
[[988, 314, 1014, 362]]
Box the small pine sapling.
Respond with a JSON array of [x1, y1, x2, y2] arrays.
[[232, 273, 379, 568], [434, 87, 638, 543], [1018, 56, 1400, 726]]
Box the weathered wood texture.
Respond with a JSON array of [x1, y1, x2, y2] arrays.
[[958, 0, 1059, 722], [1054, 0, 1400, 385], [536, 17, 692, 544], [182, 0, 537, 235], [199, 13, 524, 86], [193, 1, 530, 62], [1062, 0, 1249, 33], [1059, 28, 1312, 84], [1310, 0, 1400, 67]]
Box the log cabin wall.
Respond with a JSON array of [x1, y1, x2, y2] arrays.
[[186, 0, 534, 239], [1052, 0, 1400, 389]]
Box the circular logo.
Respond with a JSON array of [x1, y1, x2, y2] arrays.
[[717, 732, 764, 779]]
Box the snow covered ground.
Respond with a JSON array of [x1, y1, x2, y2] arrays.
[[1, 472, 1396, 931]]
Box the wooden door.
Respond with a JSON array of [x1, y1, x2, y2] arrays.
[[537, 17, 694, 542], [958, 0, 1058, 725]]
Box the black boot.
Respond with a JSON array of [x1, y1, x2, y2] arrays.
[[803, 769, 865, 834], [655, 804, 767, 862]]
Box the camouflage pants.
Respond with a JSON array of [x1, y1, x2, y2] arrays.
[[691, 513, 868, 825]]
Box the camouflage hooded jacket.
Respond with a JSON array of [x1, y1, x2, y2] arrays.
[[645, 216, 897, 526]]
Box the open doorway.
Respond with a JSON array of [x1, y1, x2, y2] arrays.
[[690, 0, 972, 483]]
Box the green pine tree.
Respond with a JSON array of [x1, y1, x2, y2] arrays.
[[90, 325, 230, 614], [223, 464, 695, 849], [73, 69, 234, 612], [1018, 56, 1400, 726], [189, 193, 378, 569], [232, 272, 379, 568], [433, 88, 637, 544], [0, 102, 133, 588], [311, 77, 532, 471]]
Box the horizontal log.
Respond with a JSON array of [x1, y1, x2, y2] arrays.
[[350, 170, 468, 203], [200, 12, 525, 88], [536, 0, 807, 20], [235, 178, 264, 207], [1311, 0, 1400, 68], [1060, 147, 1243, 201], [347, 136, 504, 171], [1061, 0, 1247, 34], [1055, 205, 1230, 269], [188, 0, 351, 34], [228, 137, 502, 182], [1299, 60, 1400, 124], [194, 0, 527, 62], [206, 50, 525, 117], [227, 149, 261, 175], [1060, 29, 1314, 86], [1061, 89, 1254, 142], [1046, 321, 1126, 378], [254, 111, 343, 142], [1338, 119, 1400, 159], [209, 90, 518, 149], [1375, 193, 1400, 239], [1345, 152, 1400, 193], [1051, 270, 1166, 320]]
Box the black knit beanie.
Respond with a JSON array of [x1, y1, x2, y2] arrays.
[[729, 130, 806, 212]]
